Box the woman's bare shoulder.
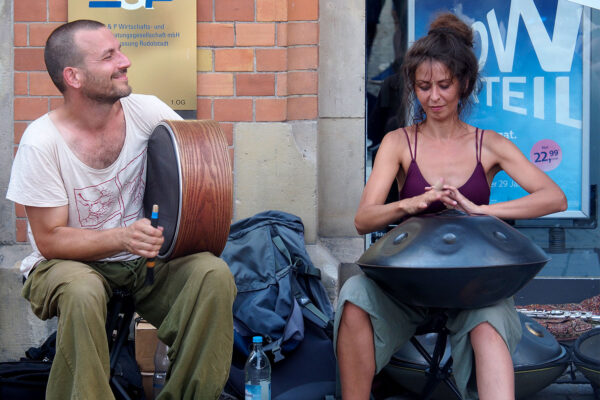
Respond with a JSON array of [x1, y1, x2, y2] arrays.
[[381, 125, 415, 145]]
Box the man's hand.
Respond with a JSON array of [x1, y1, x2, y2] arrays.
[[121, 218, 164, 259]]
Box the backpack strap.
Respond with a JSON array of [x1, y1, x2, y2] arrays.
[[264, 337, 285, 363], [272, 235, 334, 332]]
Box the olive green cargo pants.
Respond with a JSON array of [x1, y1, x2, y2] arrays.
[[22, 252, 236, 400]]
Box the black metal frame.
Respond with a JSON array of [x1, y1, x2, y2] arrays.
[[410, 312, 463, 400], [105, 288, 136, 400]]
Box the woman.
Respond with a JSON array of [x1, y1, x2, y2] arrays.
[[336, 13, 567, 400]]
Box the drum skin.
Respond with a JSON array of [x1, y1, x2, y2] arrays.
[[144, 120, 233, 259], [573, 328, 600, 387], [383, 313, 569, 399]]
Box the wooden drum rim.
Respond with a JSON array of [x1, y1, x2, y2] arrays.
[[147, 119, 233, 259]]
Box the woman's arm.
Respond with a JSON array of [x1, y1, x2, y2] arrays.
[[354, 130, 448, 234], [444, 131, 567, 219]]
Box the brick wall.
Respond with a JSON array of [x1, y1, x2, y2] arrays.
[[12, 0, 319, 242]]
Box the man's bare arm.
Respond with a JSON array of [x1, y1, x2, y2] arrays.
[[25, 205, 163, 261]]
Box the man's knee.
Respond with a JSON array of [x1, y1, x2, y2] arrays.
[[188, 252, 236, 298], [59, 272, 108, 313]]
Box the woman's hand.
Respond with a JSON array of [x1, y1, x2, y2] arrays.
[[437, 184, 485, 215]]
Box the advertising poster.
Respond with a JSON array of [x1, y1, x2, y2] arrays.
[[410, 0, 590, 217], [69, 0, 196, 115]]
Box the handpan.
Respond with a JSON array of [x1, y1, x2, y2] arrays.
[[358, 209, 550, 309], [144, 120, 233, 259], [573, 328, 600, 387]]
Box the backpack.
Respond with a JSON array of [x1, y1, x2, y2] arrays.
[[220, 210, 337, 399], [220, 210, 334, 362]]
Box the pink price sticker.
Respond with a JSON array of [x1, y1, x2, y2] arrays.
[[530, 139, 561, 172]]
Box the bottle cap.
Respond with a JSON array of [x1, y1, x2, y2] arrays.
[[252, 336, 263, 343]]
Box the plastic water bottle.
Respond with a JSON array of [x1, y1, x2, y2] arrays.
[[244, 336, 271, 400], [153, 340, 169, 398]]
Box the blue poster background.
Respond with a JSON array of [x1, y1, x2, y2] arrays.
[[413, 0, 584, 214]]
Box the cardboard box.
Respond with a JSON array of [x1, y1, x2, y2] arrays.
[[135, 321, 159, 373], [141, 372, 154, 400]]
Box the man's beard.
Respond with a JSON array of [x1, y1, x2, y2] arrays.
[[81, 69, 132, 104]]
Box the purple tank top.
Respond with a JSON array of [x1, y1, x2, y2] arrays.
[[399, 127, 490, 215]]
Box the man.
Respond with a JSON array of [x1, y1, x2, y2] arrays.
[[6, 20, 236, 400]]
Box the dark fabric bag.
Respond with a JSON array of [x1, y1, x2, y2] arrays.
[[0, 361, 50, 400], [220, 210, 334, 362], [0, 330, 144, 399], [224, 319, 337, 400]]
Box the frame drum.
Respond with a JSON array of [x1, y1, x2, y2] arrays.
[[143, 120, 232, 259]]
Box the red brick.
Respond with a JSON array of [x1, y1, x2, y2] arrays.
[[198, 23, 234, 46], [287, 96, 317, 120], [214, 99, 253, 122], [219, 123, 234, 146], [287, 71, 317, 95], [49, 0, 68, 22], [30, 23, 62, 46], [15, 0, 46, 22], [257, 0, 287, 22], [236, 23, 276, 47], [288, 0, 318, 21], [14, 98, 48, 121], [30, 72, 61, 96], [288, 23, 318, 45], [14, 122, 28, 144], [215, 0, 254, 22], [256, 49, 287, 71], [276, 73, 288, 96], [50, 97, 64, 110], [197, 0, 213, 21], [196, 98, 212, 119], [14, 48, 46, 71], [14, 24, 28, 46], [215, 49, 254, 72], [197, 73, 234, 96], [15, 204, 27, 218], [288, 46, 318, 70], [256, 98, 287, 121], [277, 23, 288, 46], [236, 74, 275, 96], [14, 72, 28, 95]]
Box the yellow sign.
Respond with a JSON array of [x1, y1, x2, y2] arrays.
[[69, 0, 196, 112]]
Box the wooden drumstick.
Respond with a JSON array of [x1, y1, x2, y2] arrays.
[[145, 204, 159, 286]]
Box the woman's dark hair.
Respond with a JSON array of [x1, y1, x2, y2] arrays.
[[401, 13, 481, 124], [44, 20, 106, 93]]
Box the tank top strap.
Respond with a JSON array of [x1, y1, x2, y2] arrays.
[[475, 128, 485, 162], [402, 127, 415, 161]]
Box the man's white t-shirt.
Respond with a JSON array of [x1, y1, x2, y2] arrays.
[[6, 94, 182, 276]]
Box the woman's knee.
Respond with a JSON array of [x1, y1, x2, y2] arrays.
[[340, 302, 370, 330], [470, 322, 503, 346]]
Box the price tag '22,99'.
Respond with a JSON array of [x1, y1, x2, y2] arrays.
[[530, 139, 562, 172]]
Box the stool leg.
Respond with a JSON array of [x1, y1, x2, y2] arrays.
[[106, 293, 136, 400], [410, 332, 463, 400]]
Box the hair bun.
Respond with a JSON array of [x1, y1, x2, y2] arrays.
[[428, 13, 473, 48]]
